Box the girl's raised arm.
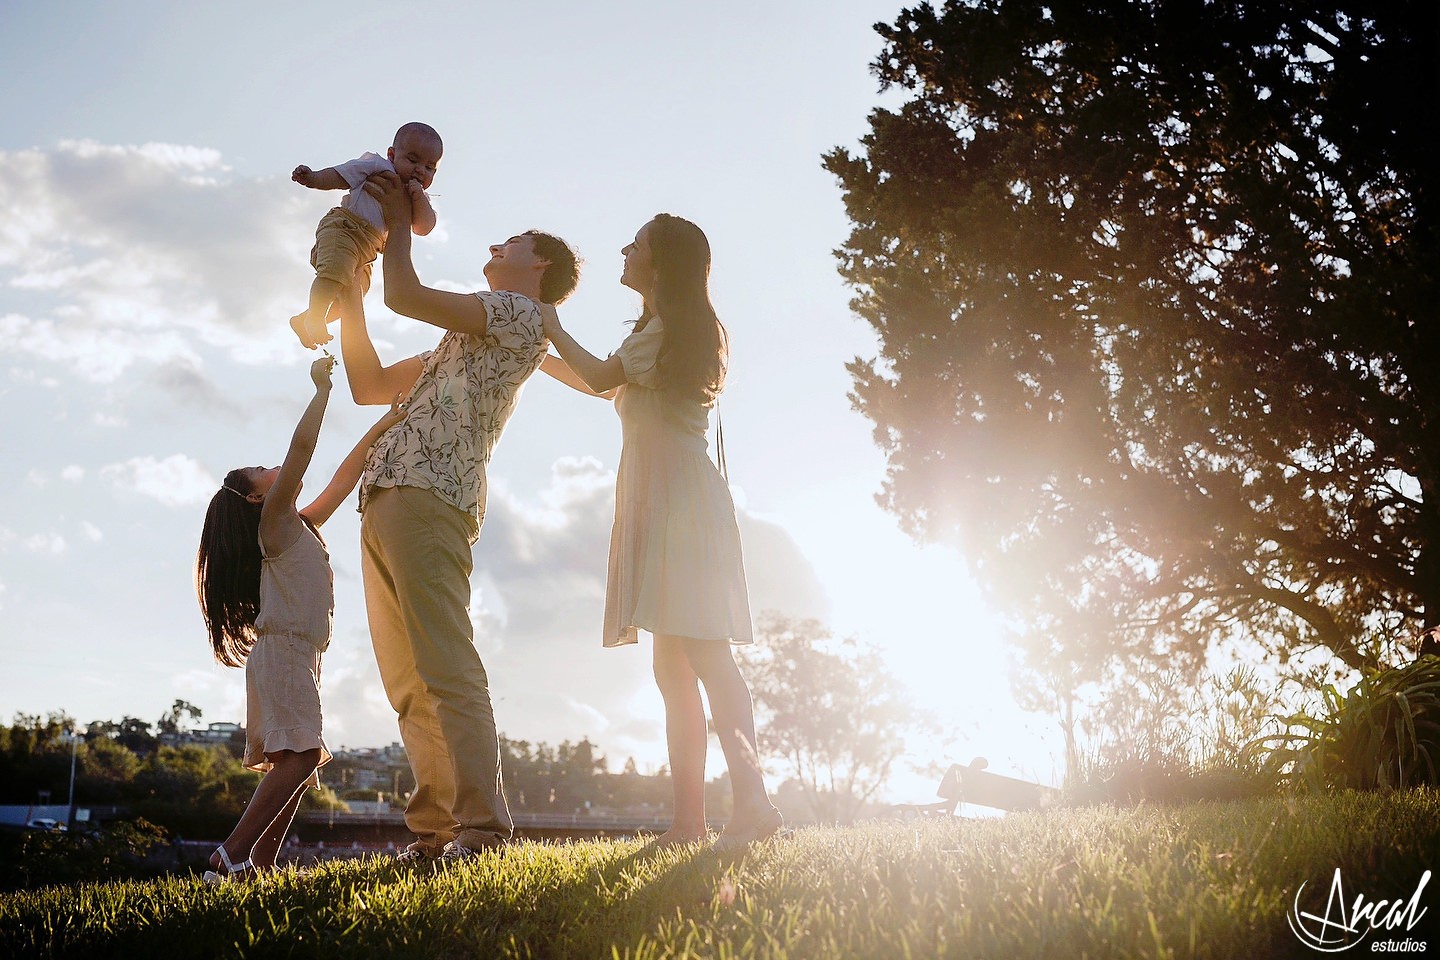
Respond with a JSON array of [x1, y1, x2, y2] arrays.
[[300, 396, 406, 527], [259, 357, 334, 555]]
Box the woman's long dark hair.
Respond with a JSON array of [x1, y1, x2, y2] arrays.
[[196, 468, 263, 667], [643, 213, 728, 403]]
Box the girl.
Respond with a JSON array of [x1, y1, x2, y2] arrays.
[[540, 214, 783, 850], [195, 356, 402, 880]]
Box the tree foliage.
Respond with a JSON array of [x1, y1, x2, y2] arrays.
[[156, 699, 202, 737], [500, 737, 609, 812], [744, 615, 919, 822], [0, 712, 341, 838], [0, 712, 76, 806], [826, 1, 1437, 703]]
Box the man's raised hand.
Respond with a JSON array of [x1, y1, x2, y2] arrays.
[[362, 170, 412, 231]]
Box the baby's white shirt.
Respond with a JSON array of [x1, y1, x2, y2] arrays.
[[332, 152, 432, 234]]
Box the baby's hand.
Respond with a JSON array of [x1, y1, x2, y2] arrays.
[[310, 355, 336, 388], [405, 179, 426, 200], [292, 165, 313, 186]]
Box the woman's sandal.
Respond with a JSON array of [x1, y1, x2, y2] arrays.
[[202, 845, 253, 885]]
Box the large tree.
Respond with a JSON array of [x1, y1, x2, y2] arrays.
[[744, 615, 918, 822], [826, 1, 1437, 704]]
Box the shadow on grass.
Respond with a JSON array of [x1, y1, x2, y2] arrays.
[[431, 840, 745, 959], [4, 837, 755, 960]]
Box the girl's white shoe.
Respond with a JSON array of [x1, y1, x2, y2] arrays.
[[202, 844, 252, 884]]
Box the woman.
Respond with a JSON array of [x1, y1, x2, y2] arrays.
[[542, 214, 783, 849]]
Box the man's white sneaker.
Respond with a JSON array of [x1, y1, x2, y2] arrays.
[[394, 845, 436, 865], [438, 838, 504, 863]]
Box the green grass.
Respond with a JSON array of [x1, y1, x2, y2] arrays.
[[2, 790, 1436, 959]]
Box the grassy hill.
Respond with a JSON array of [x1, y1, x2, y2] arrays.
[[2, 789, 1435, 959]]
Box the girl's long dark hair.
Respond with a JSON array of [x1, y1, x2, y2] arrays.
[[643, 213, 728, 404], [196, 468, 262, 668]]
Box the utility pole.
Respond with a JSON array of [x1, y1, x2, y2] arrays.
[[65, 731, 78, 831]]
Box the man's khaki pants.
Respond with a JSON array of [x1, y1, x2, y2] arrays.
[[361, 485, 511, 853]]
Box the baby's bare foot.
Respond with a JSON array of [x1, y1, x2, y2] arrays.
[[290, 311, 331, 349], [290, 312, 316, 349]]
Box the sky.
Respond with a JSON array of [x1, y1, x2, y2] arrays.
[[0, 0, 1065, 799]]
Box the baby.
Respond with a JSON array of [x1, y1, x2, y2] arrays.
[[290, 121, 443, 349]]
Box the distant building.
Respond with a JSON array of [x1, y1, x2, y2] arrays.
[[333, 743, 407, 764], [328, 743, 412, 800], [157, 721, 245, 749], [342, 800, 394, 815], [349, 768, 388, 791], [194, 722, 242, 742]]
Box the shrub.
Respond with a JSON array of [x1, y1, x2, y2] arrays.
[[0, 819, 169, 890], [1248, 655, 1440, 791], [1066, 751, 1273, 805], [1064, 666, 1278, 805]]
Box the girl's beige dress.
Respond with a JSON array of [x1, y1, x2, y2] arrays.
[[244, 525, 334, 785], [604, 317, 754, 647]]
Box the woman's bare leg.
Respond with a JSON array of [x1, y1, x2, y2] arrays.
[[681, 639, 777, 830], [652, 635, 709, 842]]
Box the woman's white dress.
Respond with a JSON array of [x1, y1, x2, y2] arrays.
[[603, 318, 753, 647]]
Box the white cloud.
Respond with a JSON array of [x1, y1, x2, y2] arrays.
[[0, 141, 323, 382], [315, 651, 406, 752], [80, 521, 103, 542], [23, 532, 67, 555], [4, 364, 61, 388], [167, 668, 230, 709], [61, 465, 85, 482], [101, 454, 217, 506], [735, 512, 831, 622], [1, 312, 203, 383]]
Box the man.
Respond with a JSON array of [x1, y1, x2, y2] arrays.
[[337, 170, 579, 861]]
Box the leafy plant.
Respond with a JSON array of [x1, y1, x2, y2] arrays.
[[2, 818, 170, 890], [1248, 656, 1440, 791], [1063, 665, 1277, 804]]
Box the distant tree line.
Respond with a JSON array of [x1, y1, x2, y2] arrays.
[[3, 617, 925, 833], [0, 710, 342, 840]]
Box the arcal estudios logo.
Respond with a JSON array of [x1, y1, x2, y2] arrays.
[[1289, 867, 1432, 952]]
